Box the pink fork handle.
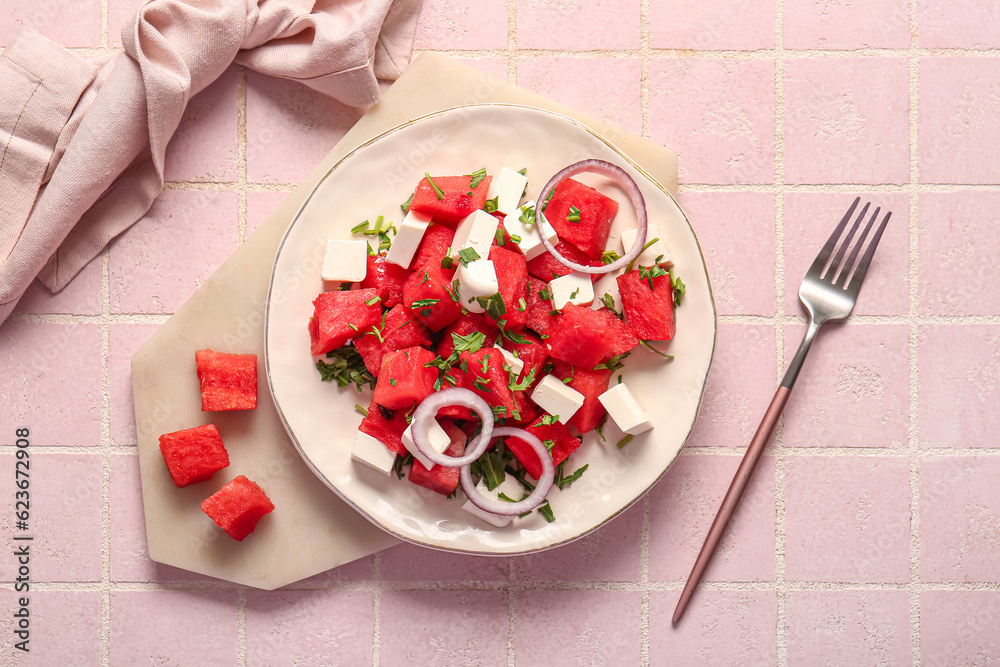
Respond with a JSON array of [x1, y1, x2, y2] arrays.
[[672, 385, 792, 624]]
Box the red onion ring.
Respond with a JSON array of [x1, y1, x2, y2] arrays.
[[409, 388, 494, 468], [535, 159, 648, 275], [459, 427, 555, 516]]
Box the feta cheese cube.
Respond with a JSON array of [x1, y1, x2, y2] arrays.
[[402, 419, 451, 470], [598, 382, 653, 435], [385, 209, 432, 269], [351, 431, 396, 475], [494, 344, 524, 375], [531, 375, 585, 424], [621, 227, 671, 268], [461, 476, 525, 527], [455, 259, 499, 314], [321, 239, 368, 288], [591, 273, 622, 313], [502, 200, 559, 260], [487, 166, 528, 215], [450, 209, 498, 262], [549, 272, 595, 310]]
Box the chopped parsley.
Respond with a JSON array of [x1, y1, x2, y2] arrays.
[[475, 292, 507, 321], [518, 204, 536, 227], [494, 226, 507, 246], [567, 205, 581, 223], [315, 346, 374, 391], [401, 193, 413, 214], [411, 298, 440, 308], [457, 247, 481, 267], [616, 434, 634, 449], [364, 296, 381, 306], [556, 463, 589, 490], [351, 220, 370, 234], [484, 196, 499, 214], [625, 237, 662, 273], [468, 168, 488, 189], [539, 414, 559, 426], [602, 250, 621, 265], [670, 269, 686, 306], [508, 367, 537, 392], [424, 173, 445, 200]]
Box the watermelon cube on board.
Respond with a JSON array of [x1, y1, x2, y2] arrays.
[[617, 270, 676, 341], [195, 349, 257, 411], [373, 346, 439, 410], [402, 265, 463, 332], [358, 400, 411, 455], [408, 174, 493, 228], [540, 178, 618, 260], [504, 418, 581, 481], [353, 304, 432, 377], [408, 420, 467, 495], [308, 288, 382, 356], [158, 424, 230, 487], [488, 245, 529, 330], [200, 475, 275, 541], [551, 361, 613, 433], [359, 254, 412, 309], [543, 304, 638, 370]]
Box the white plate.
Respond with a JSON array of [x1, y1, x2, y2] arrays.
[[265, 104, 716, 555]]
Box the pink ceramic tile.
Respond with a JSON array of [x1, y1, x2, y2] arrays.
[[13, 257, 102, 316], [108, 0, 142, 47], [648, 453, 776, 582], [0, 322, 101, 447], [782, 323, 909, 448], [920, 456, 1000, 582], [414, 0, 508, 49], [0, 590, 102, 663], [678, 191, 777, 315], [110, 453, 210, 583], [920, 590, 1000, 665], [451, 57, 509, 81], [918, 191, 1000, 315], [292, 554, 375, 584], [0, 453, 102, 582], [109, 189, 238, 314], [650, 590, 779, 663], [513, 503, 642, 581], [784, 455, 910, 582], [380, 590, 507, 664], [649, 59, 775, 185], [516, 591, 641, 664], [783, 0, 910, 49], [164, 66, 239, 183], [515, 0, 640, 50], [111, 590, 238, 664], [246, 71, 365, 184], [245, 590, 374, 666], [919, 58, 1000, 184], [246, 190, 291, 238], [380, 542, 508, 581], [918, 325, 1000, 449], [784, 192, 909, 316], [686, 324, 777, 448], [650, 0, 775, 50], [784, 58, 909, 185], [785, 590, 912, 665], [517, 57, 643, 135], [110, 323, 160, 448], [917, 1, 1000, 48], [1, 0, 101, 47]]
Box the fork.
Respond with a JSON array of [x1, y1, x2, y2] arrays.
[[672, 197, 891, 623]]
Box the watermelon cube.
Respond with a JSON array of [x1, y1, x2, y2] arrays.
[[358, 399, 411, 455], [408, 174, 493, 228], [308, 288, 382, 356], [526, 240, 602, 282], [200, 475, 275, 541], [402, 265, 463, 332], [435, 313, 499, 360], [461, 347, 525, 421], [411, 223, 457, 270], [373, 346, 438, 410], [353, 304, 432, 377], [158, 424, 230, 487], [195, 349, 257, 411], [500, 330, 548, 393], [540, 177, 618, 260], [617, 270, 676, 341], [505, 418, 581, 481], [551, 361, 613, 433], [524, 276, 560, 336], [408, 420, 467, 495], [488, 245, 529, 330], [359, 254, 412, 309], [543, 304, 638, 370]]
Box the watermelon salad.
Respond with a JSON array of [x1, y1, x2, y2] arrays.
[[310, 161, 684, 526]]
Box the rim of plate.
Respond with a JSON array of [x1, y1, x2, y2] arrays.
[[264, 103, 718, 556]]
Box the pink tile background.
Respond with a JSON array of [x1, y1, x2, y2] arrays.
[[2, 0, 998, 662]]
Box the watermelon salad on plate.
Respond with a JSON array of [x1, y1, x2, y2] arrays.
[[265, 104, 716, 555]]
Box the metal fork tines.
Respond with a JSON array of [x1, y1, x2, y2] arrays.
[[672, 197, 891, 624]]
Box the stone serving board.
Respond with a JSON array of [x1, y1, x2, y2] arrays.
[[130, 52, 679, 589]]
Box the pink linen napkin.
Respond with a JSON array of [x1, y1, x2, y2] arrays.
[[0, 0, 421, 323]]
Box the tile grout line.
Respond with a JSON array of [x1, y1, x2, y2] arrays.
[[507, 0, 517, 85], [237, 66, 249, 246], [907, 0, 922, 662], [237, 587, 247, 666], [372, 551, 382, 666], [100, 246, 112, 667], [507, 557, 517, 667], [772, 1, 787, 664]]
